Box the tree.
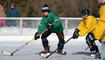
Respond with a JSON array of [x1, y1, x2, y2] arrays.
[[0, 0, 99, 17]]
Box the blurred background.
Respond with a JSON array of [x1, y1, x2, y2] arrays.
[[0, 0, 99, 17], [0, 0, 100, 35]]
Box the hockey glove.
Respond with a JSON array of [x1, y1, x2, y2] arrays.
[[47, 23, 53, 32], [34, 32, 40, 40], [72, 28, 79, 39]]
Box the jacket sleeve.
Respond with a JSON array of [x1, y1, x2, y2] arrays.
[[78, 18, 94, 36], [78, 20, 86, 36], [78, 20, 85, 30], [16, 9, 19, 17], [7, 9, 10, 17], [37, 18, 47, 34], [52, 13, 61, 29], [94, 22, 105, 40], [100, 5, 105, 21], [94, 5, 105, 40]]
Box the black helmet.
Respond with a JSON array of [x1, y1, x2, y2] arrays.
[[81, 9, 90, 15], [42, 4, 50, 12]]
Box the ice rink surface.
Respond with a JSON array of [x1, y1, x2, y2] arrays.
[[0, 34, 101, 60]]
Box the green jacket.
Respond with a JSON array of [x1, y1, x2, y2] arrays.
[[37, 12, 63, 34]]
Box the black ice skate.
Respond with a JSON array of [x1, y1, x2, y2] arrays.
[[90, 51, 101, 59], [41, 47, 50, 54], [94, 52, 101, 59], [39, 47, 50, 57]]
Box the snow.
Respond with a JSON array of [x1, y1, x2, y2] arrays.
[[0, 28, 101, 60]]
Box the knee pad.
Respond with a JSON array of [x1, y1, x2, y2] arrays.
[[60, 39, 65, 44]]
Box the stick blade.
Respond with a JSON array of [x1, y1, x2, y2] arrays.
[[41, 53, 50, 57], [2, 51, 11, 56]]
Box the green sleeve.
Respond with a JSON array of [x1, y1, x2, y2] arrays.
[[37, 18, 47, 34], [52, 13, 61, 29]]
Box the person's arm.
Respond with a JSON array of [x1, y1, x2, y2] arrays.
[[16, 9, 19, 17], [7, 9, 11, 17], [72, 20, 85, 39], [78, 18, 95, 36], [78, 20, 85, 30], [51, 13, 61, 29], [3, 12, 6, 17], [94, 6, 105, 40], [77, 20, 86, 36], [37, 18, 47, 34]]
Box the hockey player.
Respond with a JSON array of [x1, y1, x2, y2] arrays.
[[34, 4, 66, 55], [91, 0, 105, 60], [72, 9, 100, 57]]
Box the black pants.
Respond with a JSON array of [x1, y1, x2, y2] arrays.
[[41, 31, 65, 50], [86, 33, 99, 53]]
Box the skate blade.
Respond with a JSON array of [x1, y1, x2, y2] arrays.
[[40, 53, 50, 58], [2, 51, 11, 56]]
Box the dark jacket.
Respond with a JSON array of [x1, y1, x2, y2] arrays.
[[7, 8, 19, 17]]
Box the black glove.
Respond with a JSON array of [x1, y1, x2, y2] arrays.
[[72, 28, 79, 39], [47, 23, 53, 31], [34, 32, 40, 40]]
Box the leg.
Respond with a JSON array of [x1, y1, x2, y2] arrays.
[[56, 32, 65, 53], [2, 20, 6, 26], [86, 33, 99, 54], [16, 20, 20, 27], [101, 42, 105, 60], [7, 20, 12, 27], [0, 20, 2, 26], [41, 31, 52, 51]]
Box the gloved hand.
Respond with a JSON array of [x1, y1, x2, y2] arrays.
[[72, 28, 79, 39], [47, 23, 53, 31], [34, 32, 40, 40]]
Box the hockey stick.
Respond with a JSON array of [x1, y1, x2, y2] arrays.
[[85, 46, 92, 51], [2, 38, 35, 56], [85, 47, 89, 51], [45, 37, 73, 58]]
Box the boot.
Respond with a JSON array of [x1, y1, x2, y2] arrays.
[[95, 52, 101, 59], [41, 46, 50, 54], [58, 49, 66, 55], [91, 51, 97, 57]]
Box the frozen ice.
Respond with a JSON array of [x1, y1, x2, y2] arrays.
[[0, 33, 101, 60]]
